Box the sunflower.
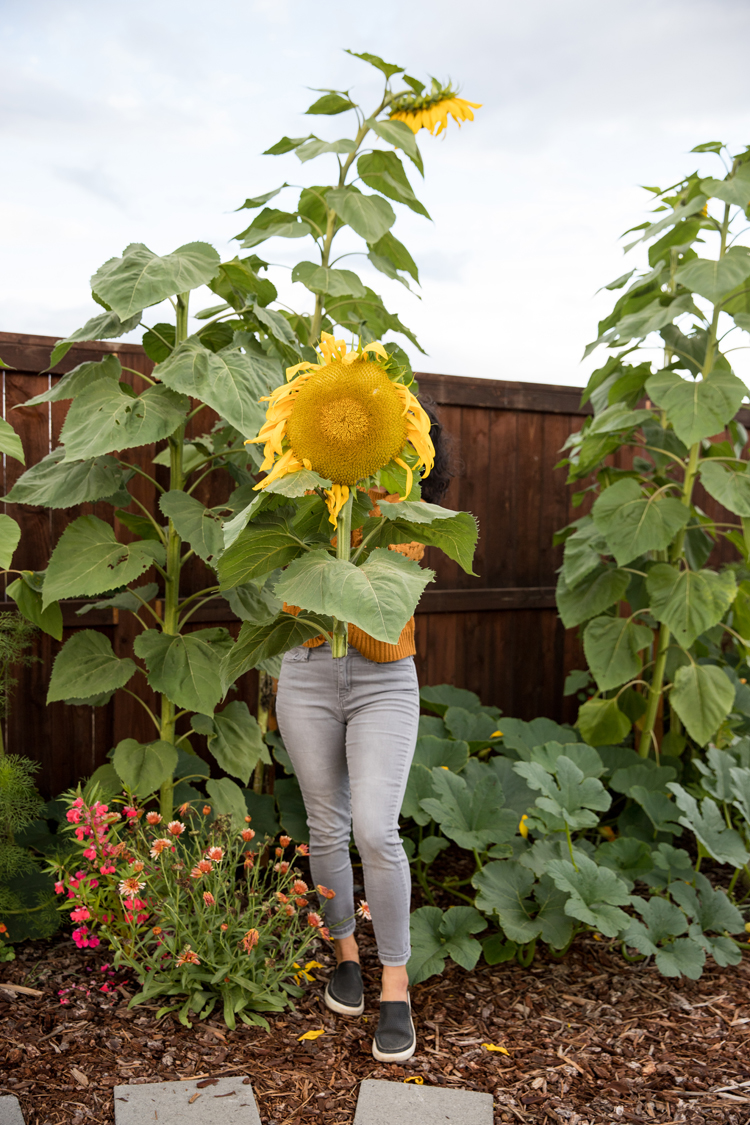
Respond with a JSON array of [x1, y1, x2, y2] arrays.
[[389, 81, 481, 136], [247, 333, 434, 524]]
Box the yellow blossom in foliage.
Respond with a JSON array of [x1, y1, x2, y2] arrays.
[[518, 815, 529, 839], [246, 333, 434, 525]]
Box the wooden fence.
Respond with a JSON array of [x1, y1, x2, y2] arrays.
[[0, 331, 739, 797]]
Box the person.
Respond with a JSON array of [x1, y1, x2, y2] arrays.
[[275, 401, 454, 1063]]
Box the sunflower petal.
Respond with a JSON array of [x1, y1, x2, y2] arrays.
[[325, 484, 350, 525]]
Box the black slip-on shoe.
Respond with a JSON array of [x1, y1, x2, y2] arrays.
[[324, 960, 364, 1016], [372, 994, 416, 1063]]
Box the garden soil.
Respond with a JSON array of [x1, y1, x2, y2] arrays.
[[1, 931, 749, 1125]]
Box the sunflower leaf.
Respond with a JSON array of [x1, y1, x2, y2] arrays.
[[368, 117, 424, 176], [47, 630, 136, 704], [60, 381, 189, 461], [344, 50, 404, 80], [357, 151, 430, 218], [43, 515, 165, 608], [220, 612, 335, 687], [91, 242, 221, 319], [134, 627, 234, 714], [46, 310, 143, 370], [326, 188, 396, 243]]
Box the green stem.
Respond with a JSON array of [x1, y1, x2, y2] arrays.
[[638, 621, 670, 759], [158, 293, 189, 819], [564, 822, 578, 870], [330, 492, 354, 658], [253, 672, 274, 794]]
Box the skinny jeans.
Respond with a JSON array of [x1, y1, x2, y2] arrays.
[[275, 642, 419, 966]]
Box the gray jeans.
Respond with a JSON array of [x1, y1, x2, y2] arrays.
[[275, 642, 419, 966]]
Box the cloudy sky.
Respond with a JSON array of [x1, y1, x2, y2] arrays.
[[2, 0, 750, 388]]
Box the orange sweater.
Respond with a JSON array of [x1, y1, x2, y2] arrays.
[[283, 490, 425, 663]]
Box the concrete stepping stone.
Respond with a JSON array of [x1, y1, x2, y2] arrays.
[[0, 1096, 25, 1125], [114, 1076, 260, 1125], [354, 1079, 493, 1125]]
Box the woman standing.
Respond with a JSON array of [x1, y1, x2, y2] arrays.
[[275, 404, 453, 1064]]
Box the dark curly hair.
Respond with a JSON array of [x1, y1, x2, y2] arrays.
[[419, 397, 458, 505]]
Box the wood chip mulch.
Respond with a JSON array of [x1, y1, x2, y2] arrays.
[[1, 930, 750, 1125]]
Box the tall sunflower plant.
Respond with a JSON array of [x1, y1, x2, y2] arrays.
[[0, 50, 480, 819], [557, 141, 750, 765]]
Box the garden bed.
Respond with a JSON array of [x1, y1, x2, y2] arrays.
[[1, 929, 749, 1125]]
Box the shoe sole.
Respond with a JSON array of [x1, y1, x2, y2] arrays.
[[324, 982, 365, 1017], [371, 1013, 416, 1063]]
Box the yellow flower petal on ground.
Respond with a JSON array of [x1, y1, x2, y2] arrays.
[[404, 1076, 424, 1084], [483, 1043, 510, 1055], [297, 1028, 326, 1041]]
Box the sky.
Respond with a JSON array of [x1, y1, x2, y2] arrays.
[[2, 0, 750, 389]]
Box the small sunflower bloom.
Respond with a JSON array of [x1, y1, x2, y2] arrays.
[[389, 81, 481, 136]]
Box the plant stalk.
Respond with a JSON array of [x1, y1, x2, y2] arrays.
[[253, 672, 274, 794], [638, 621, 670, 758], [330, 492, 354, 658]]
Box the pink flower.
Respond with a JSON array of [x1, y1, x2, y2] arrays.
[[150, 838, 172, 858], [296, 844, 309, 856], [82, 848, 96, 861], [357, 900, 372, 921], [118, 876, 145, 898], [66, 808, 82, 824], [123, 806, 139, 819], [190, 865, 204, 880], [240, 828, 256, 842], [292, 879, 308, 895], [203, 892, 215, 906], [274, 861, 290, 875], [70, 907, 91, 923], [100, 864, 116, 875], [54, 881, 65, 895]]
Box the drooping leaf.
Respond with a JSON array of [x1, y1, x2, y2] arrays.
[[357, 151, 430, 218], [400, 762, 436, 826], [47, 629, 136, 703], [4, 449, 128, 508], [43, 516, 165, 608], [407, 905, 486, 986], [645, 368, 747, 446], [112, 739, 178, 798], [413, 735, 469, 773], [206, 777, 248, 828], [272, 548, 433, 645], [595, 837, 654, 888], [159, 492, 224, 562], [577, 698, 632, 747], [674, 246, 750, 305], [25, 353, 121, 407], [223, 581, 282, 625], [47, 310, 143, 370], [0, 417, 24, 464], [472, 861, 574, 949], [419, 683, 485, 716], [291, 261, 366, 299], [235, 207, 312, 249], [60, 381, 188, 461], [368, 117, 424, 175], [667, 784, 749, 866], [191, 701, 269, 786], [556, 566, 630, 628], [583, 616, 653, 691], [344, 49, 404, 79], [326, 188, 396, 243], [561, 519, 608, 587], [368, 509, 478, 575], [699, 460, 750, 516], [6, 574, 63, 640], [220, 612, 334, 686], [91, 242, 221, 319], [305, 93, 355, 115], [0, 515, 21, 570], [669, 663, 735, 747], [646, 564, 736, 648], [155, 338, 279, 436], [134, 627, 234, 714], [368, 231, 420, 283], [218, 515, 314, 589], [514, 756, 610, 832], [443, 707, 502, 753], [628, 787, 683, 836], [699, 166, 750, 208], [591, 478, 691, 566], [275, 775, 309, 843]]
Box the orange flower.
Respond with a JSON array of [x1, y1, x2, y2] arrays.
[[276, 892, 289, 904], [316, 884, 336, 900], [242, 928, 260, 952], [244, 815, 252, 824], [241, 828, 256, 842], [150, 838, 172, 858], [146, 812, 162, 825], [296, 844, 309, 856], [198, 859, 212, 874], [0, 924, 7, 935], [178, 802, 191, 817], [167, 821, 185, 837], [206, 846, 224, 862], [292, 879, 308, 895], [152, 926, 162, 935], [176, 945, 200, 967], [244, 851, 255, 870], [279, 835, 291, 847], [202, 805, 212, 816], [307, 912, 323, 929], [295, 897, 308, 908], [203, 892, 215, 906]]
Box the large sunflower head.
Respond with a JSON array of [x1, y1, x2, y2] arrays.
[[389, 79, 481, 136], [247, 333, 435, 523]]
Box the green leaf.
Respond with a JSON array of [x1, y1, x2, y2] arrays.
[[275, 776, 309, 843], [699, 460, 750, 516], [47, 310, 142, 370], [273, 548, 433, 645], [357, 151, 430, 218], [669, 663, 735, 746], [0, 515, 21, 570], [112, 738, 178, 798], [646, 368, 747, 446], [134, 627, 233, 714], [25, 353, 122, 408], [407, 906, 486, 986], [92, 242, 220, 319], [556, 566, 630, 628], [220, 612, 333, 686], [235, 208, 312, 249], [155, 338, 279, 436], [526, 740, 605, 778], [419, 683, 486, 716], [629, 787, 683, 836], [595, 837, 654, 888], [443, 707, 502, 753], [344, 49, 404, 79], [562, 520, 608, 587], [263, 136, 313, 156], [482, 757, 537, 820], [699, 167, 750, 209], [609, 760, 677, 796], [591, 478, 691, 566], [400, 762, 435, 826], [0, 417, 24, 465], [577, 698, 631, 747], [206, 778, 248, 828], [218, 514, 313, 589], [76, 583, 159, 617], [263, 468, 332, 498], [236, 185, 289, 210], [369, 511, 478, 576], [514, 756, 610, 832], [305, 93, 355, 115], [295, 138, 357, 163], [413, 735, 469, 772], [6, 575, 62, 640], [667, 784, 749, 866], [546, 855, 632, 937], [472, 861, 574, 949], [583, 616, 653, 691], [4, 449, 128, 508], [368, 117, 424, 175], [60, 380, 188, 461], [368, 231, 419, 283], [223, 581, 281, 625], [47, 629, 136, 704], [419, 767, 518, 851], [646, 564, 736, 648], [159, 492, 223, 562], [43, 515, 165, 608], [729, 765, 750, 825], [191, 702, 269, 786], [291, 261, 366, 299], [674, 246, 750, 304], [325, 188, 396, 243]]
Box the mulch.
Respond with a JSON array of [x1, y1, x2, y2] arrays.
[[2, 927, 750, 1125]]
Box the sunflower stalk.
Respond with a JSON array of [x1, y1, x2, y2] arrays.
[[330, 491, 354, 658]]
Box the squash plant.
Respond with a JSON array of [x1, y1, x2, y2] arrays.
[[0, 52, 480, 819], [557, 141, 750, 758]]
